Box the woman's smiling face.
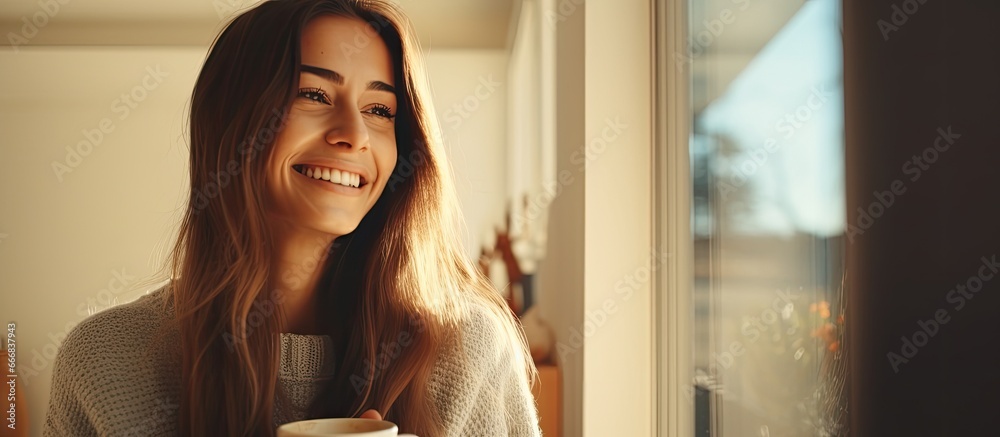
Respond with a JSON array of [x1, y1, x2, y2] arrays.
[[266, 14, 399, 237]]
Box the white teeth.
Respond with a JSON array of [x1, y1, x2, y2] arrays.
[[299, 166, 361, 188]]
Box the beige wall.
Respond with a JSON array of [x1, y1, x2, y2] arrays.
[[423, 50, 510, 258], [0, 45, 509, 436], [0, 46, 199, 436], [583, 0, 653, 435], [535, 0, 655, 435], [536, 0, 587, 433]]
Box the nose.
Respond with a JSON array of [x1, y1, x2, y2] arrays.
[[324, 104, 370, 152]]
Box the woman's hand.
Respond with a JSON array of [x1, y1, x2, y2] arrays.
[[359, 410, 418, 437], [359, 409, 382, 420]]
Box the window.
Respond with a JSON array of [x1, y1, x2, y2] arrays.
[[659, 0, 848, 435]]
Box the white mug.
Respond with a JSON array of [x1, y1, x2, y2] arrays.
[[276, 418, 418, 437]]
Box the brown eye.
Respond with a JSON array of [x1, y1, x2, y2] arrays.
[[298, 87, 331, 104], [365, 103, 395, 119]]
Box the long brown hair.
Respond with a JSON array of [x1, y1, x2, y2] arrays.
[[166, 1, 534, 435]]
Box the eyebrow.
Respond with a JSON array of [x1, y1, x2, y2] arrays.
[[300, 64, 396, 94]]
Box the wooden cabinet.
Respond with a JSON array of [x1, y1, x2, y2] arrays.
[[531, 363, 560, 437]]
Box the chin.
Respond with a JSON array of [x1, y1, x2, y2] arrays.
[[313, 220, 361, 237], [326, 225, 359, 237]]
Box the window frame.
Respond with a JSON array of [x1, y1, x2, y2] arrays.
[[653, 0, 695, 435]]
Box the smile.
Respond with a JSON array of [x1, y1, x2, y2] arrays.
[[293, 164, 368, 188]]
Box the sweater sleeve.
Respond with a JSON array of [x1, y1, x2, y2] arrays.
[[42, 316, 102, 437], [429, 303, 542, 437], [42, 290, 180, 437]]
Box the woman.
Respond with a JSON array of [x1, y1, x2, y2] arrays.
[[42, 1, 540, 436]]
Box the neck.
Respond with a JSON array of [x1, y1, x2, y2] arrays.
[[269, 221, 339, 335]]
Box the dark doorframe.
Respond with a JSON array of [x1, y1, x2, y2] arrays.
[[843, 1, 1000, 435]]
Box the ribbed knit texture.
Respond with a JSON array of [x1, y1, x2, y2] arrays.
[[276, 333, 337, 424], [42, 285, 541, 436]]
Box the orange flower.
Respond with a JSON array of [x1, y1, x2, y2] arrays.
[[809, 301, 831, 319], [811, 322, 836, 343]]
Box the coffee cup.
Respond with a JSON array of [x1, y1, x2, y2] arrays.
[[276, 418, 418, 437]]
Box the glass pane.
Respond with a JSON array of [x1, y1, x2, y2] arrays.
[[686, 0, 848, 435]]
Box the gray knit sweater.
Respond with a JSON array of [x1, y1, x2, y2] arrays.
[[42, 285, 540, 436]]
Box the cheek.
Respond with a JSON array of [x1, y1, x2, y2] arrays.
[[267, 120, 308, 177], [264, 141, 288, 189], [370, 140, 397, 199], [385, 147, 398, 176], [263, 134, 301, 202], [271, 122, 302, 159], [376, 134, 398, 181]]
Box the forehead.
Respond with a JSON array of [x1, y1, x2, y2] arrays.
[[300, 14, 395, 85]]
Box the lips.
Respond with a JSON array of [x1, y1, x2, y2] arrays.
[[292, 164, 368, 188]]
